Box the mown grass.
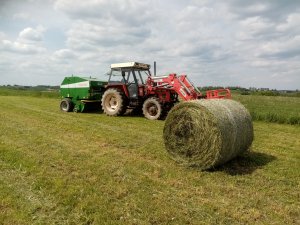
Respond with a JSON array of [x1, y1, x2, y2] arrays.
[[0, 96, 299, 224], [233, 94, 300, 125]]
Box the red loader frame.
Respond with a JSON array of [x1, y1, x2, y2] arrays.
[[146, 73, 231, 102]]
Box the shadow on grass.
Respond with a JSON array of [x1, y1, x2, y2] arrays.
[[210, 151, 277, 175]]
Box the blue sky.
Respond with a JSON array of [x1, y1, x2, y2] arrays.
[[0, 0, 300, 90]]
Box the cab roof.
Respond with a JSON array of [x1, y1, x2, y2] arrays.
[[111, 62, 150, 70]]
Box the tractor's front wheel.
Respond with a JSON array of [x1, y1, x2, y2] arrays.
[[60, 98, 73, 112], [101, 88, 127, 116], [143, 97, 163, 120]]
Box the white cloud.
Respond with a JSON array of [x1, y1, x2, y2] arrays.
[[0, 40, 44, 54], [18, 26, 45, 43], [66, 21, 150, 50], [226, 0, 300, 21], [259, 35, 300, 59], [0, 26, 46, 54], [277, 13, 300, 34], [54, 0, 152, 24], [239, 16, 274, 36], [53, 48, 76, 58]]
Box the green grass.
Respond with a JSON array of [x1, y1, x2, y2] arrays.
[[1, 87, 299, 125], [233, 94, 300, 125], [0, 96, 299, 224], [0, 87, 59, 98]]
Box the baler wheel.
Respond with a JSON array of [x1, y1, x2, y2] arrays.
[[101, 88, 127, 116], [60, 98, 73, 112], [143, 97, 163, 120]]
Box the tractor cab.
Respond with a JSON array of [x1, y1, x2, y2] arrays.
[[107, 62, 151, 99], [101, 62, 153, 117]]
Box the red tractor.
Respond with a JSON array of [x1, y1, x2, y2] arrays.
[[101, 62, 231, 120]]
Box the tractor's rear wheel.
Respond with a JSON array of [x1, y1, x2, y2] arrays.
[[60, 98, 73, 112], [143, 97, 163, 120], [101, 88, 127, 116]]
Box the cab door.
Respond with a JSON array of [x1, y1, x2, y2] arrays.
[[126, 70, 139, 99]]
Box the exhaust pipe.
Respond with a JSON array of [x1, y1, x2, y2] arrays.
[[154, 61, 156, 76]]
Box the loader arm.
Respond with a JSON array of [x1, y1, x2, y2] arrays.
[[148, 73, 231, 101]]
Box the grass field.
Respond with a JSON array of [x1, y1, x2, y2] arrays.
[[0, 96, 299, 224], [232, 94, 300, 125], [0, 87, 59, 98], [1, 87, 299, 125]]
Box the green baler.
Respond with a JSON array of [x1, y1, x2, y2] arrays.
[[60, 76, 107, 112]]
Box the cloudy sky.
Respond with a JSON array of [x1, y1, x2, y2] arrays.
[[0, 0, 300, 90]]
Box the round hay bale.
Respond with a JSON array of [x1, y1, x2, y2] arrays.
[[163, 99, 253, 170]]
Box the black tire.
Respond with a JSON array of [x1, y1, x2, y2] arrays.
[[142, 97, 163, 120], [60, 98, 73, 112], [101, 88, 127, 116]]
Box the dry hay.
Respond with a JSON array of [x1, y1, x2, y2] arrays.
[[163, 99, 254, 170]]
